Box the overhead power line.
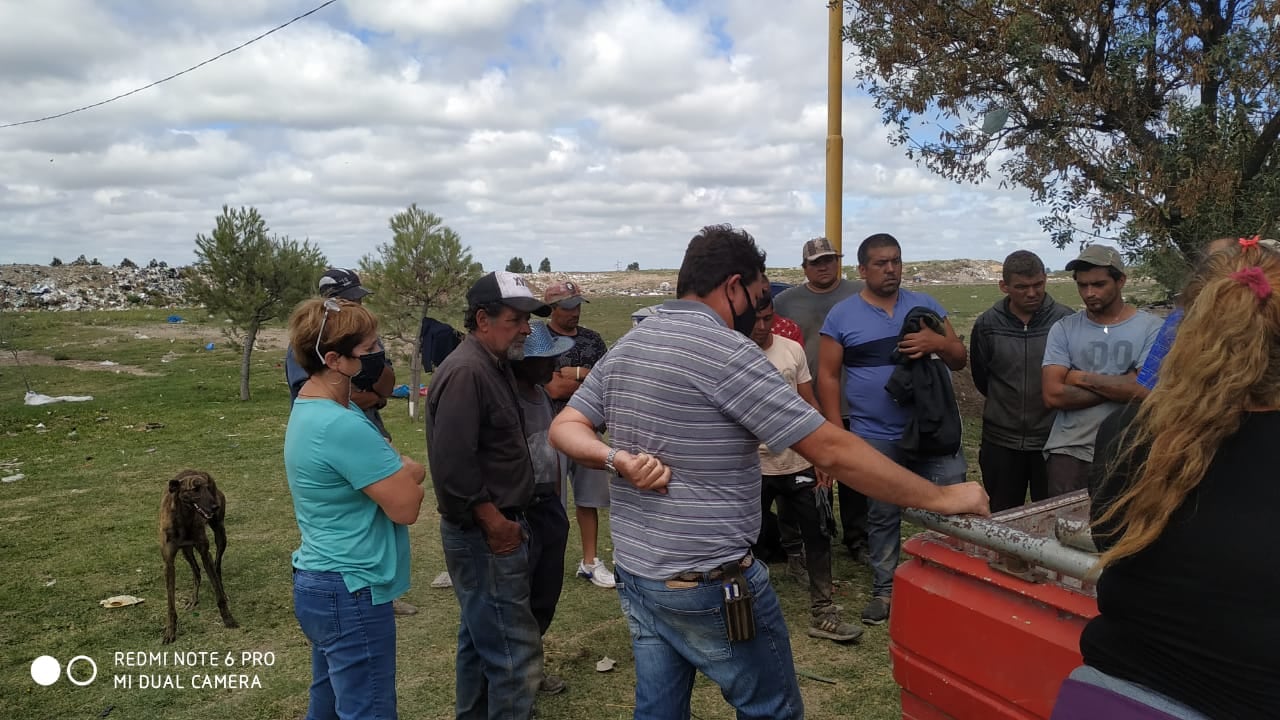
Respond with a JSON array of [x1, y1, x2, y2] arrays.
[[0, 0, 339, 129]]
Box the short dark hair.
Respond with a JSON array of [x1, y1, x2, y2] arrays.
[[1002, 250, 1046, 283], [856, 233, 901, 266], [1071, 263, 1125, 282], [675, 224, 767, 297], [463, 301, 509, 331]]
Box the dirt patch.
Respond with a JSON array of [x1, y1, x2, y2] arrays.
[[99, 324, 290, 351], [0, 350, 158, 376], [951, 369, 985, 420]]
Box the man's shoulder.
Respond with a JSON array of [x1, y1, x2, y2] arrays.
[[1131, 309, 1164, 329], [576, 325, 606, 343]]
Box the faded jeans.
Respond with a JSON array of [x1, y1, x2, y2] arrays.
[[615, 561, 803, 720], [441, 518, 542, 720], [863, 437, 967, 598]]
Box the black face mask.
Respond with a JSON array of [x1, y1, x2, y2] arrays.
[[726, 283, 757, 337], [351, 350, 386, 391]]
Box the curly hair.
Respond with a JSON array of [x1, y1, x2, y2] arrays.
[[1095, 245, 1280, 568]]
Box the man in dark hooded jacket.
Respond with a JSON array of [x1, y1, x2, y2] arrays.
[[969, 251, 1073, 512]]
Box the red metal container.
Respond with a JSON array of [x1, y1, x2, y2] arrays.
[[890, 492, 1100, 720]]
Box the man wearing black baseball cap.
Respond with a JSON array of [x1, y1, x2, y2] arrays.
[[316, 267, 372, 301], [426, 271, 551, 718]]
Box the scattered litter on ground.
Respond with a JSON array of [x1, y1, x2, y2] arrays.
[[160, 351, 180, 363], [99, 360, 117, 366], [204, 343, 215, 351], [1, 474, 25, 484], [133, 333, 149, 339], [24, 391, 94, 405], [430, 571, 453, 589], [99, 595, 144, 608], [595, 656, 616, 673], [167, 315, 184, 323], [144, 422, 164, 430], [44, 579, 55, 587]]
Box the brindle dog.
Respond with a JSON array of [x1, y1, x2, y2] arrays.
[[160, 469, 238, 644]]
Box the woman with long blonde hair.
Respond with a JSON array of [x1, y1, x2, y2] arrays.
[[1052, 240, 1280, 719]]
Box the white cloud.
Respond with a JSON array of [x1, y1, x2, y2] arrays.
[[0, 0, 1075, 275]]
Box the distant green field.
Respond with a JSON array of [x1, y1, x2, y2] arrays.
[[0, 283, 1058, 720]]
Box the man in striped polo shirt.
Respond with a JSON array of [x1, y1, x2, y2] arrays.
[[550, 224, 990, 720]]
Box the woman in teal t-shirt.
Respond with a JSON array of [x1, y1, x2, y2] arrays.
[[284, 297, 426, 720]]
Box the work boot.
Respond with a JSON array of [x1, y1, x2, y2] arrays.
[[538, 673, 566, 695], [861, 596, 891, 626], [785, 552, 810, 587]]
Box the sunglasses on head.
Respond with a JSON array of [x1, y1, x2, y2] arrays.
[[314, 298, 342, 362]]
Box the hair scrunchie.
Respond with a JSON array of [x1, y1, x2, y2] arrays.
[[1239, 235, 1260, 249], [1230, 266, 1273, 302]]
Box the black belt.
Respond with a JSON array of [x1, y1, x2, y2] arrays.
[[669, 553, 754, 583], [500, 507, 527, 522]]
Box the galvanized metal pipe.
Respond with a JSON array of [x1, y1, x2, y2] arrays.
[[903, 508, 1100, 581]]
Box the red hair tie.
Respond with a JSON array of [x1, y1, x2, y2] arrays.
[[1230, 266, 1273, 302], [1239, 235, 1260, 249]]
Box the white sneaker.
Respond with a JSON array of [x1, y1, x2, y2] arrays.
[[577, 558, 616, 588]]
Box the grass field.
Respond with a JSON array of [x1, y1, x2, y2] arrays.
[[0, 279, 1087, 720]]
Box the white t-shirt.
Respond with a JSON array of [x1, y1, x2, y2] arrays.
[[759, 335, 815, 476]]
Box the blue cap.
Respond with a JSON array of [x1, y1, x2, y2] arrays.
[[523, 321, 574, 358]]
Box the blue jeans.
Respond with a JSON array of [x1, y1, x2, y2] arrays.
[[863, 437, 967, 598], [441, 518, 542, 720], [615, 561, 803, 720], [292, 569, 398, 720]]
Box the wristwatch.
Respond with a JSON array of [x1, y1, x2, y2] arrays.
[[604, 448, 619, 476]]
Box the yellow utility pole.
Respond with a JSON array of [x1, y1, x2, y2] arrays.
[[825, 1, 844, 255]]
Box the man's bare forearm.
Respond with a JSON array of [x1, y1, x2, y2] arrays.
[[1069, 371, 1148, 403]]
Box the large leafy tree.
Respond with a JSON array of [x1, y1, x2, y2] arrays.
[[189, 206, 326, 400], [844, 0, 1280, 288], [359, 205, 483, 415]]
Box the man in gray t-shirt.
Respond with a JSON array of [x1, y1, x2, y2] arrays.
[[1042, 245, 1161, 496]]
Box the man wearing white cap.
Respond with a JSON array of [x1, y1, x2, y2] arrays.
[[1042, 245, 1161, 496]]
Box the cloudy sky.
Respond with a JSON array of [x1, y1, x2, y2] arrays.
[[0, 0, 1079, 273]]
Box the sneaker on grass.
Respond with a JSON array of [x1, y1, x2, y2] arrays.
[[576, 557, 616, 589], [391, 599, 418, 617], [807, 609, 863, 643]]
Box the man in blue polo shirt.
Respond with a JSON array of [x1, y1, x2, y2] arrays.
[[550, 225, 990, 720], [817, 232, 968, 627]]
